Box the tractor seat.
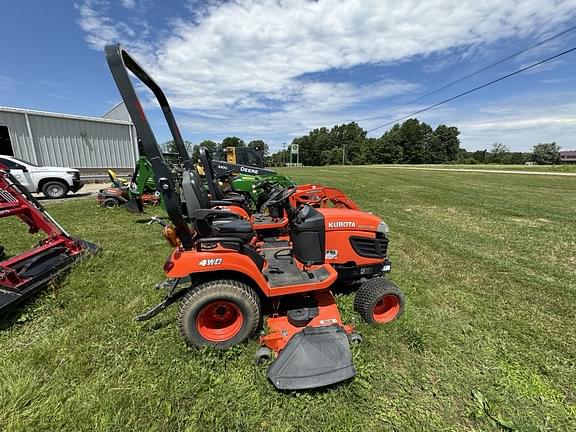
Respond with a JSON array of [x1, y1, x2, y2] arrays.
[[193, 209, 255, 242], [212, 219, 254, 241]]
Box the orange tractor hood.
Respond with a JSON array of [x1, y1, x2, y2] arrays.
[[318, 208, 383, 232]]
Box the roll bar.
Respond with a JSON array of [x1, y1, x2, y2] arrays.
[[104, 44, 194, 249], [198, 146, 224, 200]]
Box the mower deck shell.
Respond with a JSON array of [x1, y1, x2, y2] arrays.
[[267, 324, 355, 390]]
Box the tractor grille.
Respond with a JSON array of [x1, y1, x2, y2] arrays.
[[350, 234, 388, 259]]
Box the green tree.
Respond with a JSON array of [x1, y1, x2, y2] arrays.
[[488, 142, 510, 163], [366, 128, 403, 164], [320, 148, 343, 165], [330, 122, 366, 164], [192, 139, 219, 161], [221, 136, 245, 148], [162, 140, 193, 157], [530, 142, 560, 165], [248, 139, 269, 156], [293, 127, 331, 166], [429, 125, 460, 163], [397, 119, 431, 163]]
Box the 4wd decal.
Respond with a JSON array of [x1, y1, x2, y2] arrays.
[[328, 221, 356, 229], [198, 258, 223, 267], [325, 250, 338, 259]]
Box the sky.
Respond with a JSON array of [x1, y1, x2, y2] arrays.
[[1, 0, 576, 152]]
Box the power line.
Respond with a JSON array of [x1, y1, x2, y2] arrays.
[[356, 24, 576, 123], [365, 46, 576, 133]]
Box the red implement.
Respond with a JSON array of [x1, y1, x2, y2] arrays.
[[0, 166, 98, 314]]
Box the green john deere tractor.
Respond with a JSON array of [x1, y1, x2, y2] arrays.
[[211, 147, 295, 210]]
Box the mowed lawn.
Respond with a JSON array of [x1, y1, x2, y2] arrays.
[[1, 167, 575, 431]]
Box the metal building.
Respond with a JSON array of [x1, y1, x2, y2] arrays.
[[559, 150, 576, 164], [0, 103, 138, 172]]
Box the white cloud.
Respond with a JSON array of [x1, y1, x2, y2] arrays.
[[120, 0, 136, 8], [77, 0, 576, 149], [439, 91, 576, 151], [76, 1, 127, 50]]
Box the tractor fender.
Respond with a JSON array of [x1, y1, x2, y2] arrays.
[[165, 248, 269, 294], [211, 205, 250, 219]]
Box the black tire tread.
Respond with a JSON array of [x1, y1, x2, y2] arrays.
[[177, 279, 261, 348], [354, 278, 405, 324], [42, 180, 69, 199]]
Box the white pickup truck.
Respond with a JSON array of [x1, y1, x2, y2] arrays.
[[0, 155, 83, 199]]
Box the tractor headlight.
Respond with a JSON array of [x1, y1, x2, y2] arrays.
[[376, 222, 389, 235]]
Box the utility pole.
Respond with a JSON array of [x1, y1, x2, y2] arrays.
[[342, 144, 346, 165]]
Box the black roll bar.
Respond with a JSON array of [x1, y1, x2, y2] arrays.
[[198, 145, 224, 200], [104, 43, 194, 249]]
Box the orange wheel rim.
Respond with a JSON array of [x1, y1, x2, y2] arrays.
[[196, 301, 243, 342], [372, 294, 401, 323]]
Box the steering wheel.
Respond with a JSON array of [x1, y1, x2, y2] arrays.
[[254, 178, 279, 191], [263, 186, 297, 207]]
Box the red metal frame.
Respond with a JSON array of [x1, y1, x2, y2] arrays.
[[0, 166, 91, 301]]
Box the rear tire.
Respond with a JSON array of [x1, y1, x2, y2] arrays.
[[103, 197, 120, 208], [354, 278, 405, 324], [178, 279, 261, 348], [42, 180, 69, 199]]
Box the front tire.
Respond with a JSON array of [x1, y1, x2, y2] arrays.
[[354, 278, 405, 324], [178, 279, 261, 348], [42, 180, 69, 199]]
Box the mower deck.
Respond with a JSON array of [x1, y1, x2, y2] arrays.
[[267, 325, 355, 390], [0, 239, 98, 313]]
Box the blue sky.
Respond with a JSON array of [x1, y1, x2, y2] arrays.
[[1, 0, 576, 152]]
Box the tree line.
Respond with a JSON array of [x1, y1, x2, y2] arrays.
[[271, 120, 460, 166], [162, 118, 562, 166], [269, 119, 562, 166]]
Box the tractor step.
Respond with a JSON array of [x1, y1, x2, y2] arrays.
[[267, 325, 355, 390]]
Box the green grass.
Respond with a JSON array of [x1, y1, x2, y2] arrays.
[[375, 163, 576, 173], [1, 168, 575, 431]]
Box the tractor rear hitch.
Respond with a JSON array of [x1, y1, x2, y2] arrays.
[[136, 277, 188, 321]]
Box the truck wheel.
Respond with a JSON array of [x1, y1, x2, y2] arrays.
[[42, 181, 69, 199], [354, 278, 405, 324], [178, 279, 261, 348]]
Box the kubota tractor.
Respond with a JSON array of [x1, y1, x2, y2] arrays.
[[105, 43, 405, 390]]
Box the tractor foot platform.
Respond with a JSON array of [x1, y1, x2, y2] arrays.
[[267, 325, 355, 390]]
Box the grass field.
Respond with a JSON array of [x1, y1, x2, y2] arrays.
[[1, 168, 575, 431]]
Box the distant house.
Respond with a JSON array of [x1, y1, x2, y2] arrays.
[[559, 150, 576, 164]]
